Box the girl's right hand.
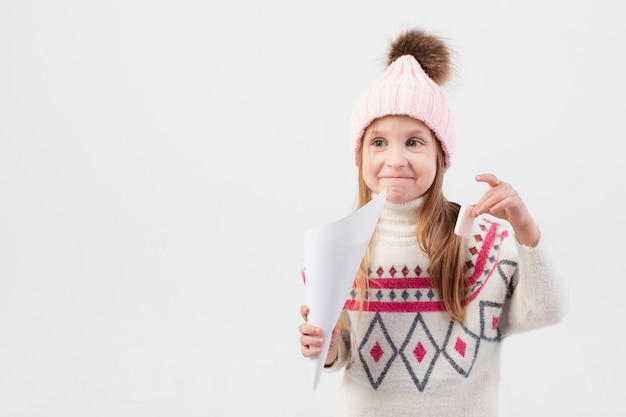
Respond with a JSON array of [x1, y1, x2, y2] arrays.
[[299, 304, 340, 366]]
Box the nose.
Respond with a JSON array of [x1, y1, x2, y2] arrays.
[[386, 145, 407, 167]]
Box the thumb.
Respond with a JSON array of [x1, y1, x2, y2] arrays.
[[300, 305, 309, 322]]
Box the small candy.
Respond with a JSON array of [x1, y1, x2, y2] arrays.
[[454, 205, 474, 238]]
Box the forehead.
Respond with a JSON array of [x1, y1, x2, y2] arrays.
[[367, 115, 431, 135]]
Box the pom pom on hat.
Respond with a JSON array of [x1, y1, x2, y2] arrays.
[[350, 28, 456, 169], [387, 28, 452, 85]]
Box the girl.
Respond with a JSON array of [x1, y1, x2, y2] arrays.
[[298, 28, 566, 417]]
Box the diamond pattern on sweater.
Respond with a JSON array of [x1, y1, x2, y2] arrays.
[[414, 342, 427, 363], [342, 218, 522, 392], [455, 337, 467, 357], [479, 300, 502, 341], [398, 313, 441, 392], [358, 313, 398, 389], [441, 321, 480, 377], [496, 259, 518, 287], [370, 341, 384, 362]]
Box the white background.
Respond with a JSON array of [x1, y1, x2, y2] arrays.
[[1, 1, 625, 416]]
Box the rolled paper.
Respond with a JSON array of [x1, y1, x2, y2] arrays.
[[454, 205, 474, 238], [303, 189, 387, 389]]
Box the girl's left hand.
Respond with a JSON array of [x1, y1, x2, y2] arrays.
[[471, 173, 540, 247]]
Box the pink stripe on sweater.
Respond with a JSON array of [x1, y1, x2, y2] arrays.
[[466, 224, 509, 303], [344, 299, 445, 313], [357, 277, 433, 289]]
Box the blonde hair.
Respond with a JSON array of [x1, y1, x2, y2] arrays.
[[350, 123, 469, 324]]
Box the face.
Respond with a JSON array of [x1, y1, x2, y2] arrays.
[[361, 115, 438, 203]]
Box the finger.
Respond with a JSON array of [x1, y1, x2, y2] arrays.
[[475, 173, 501, 188], [487, 194, 519, 213], [472, 191, 498, 216], [300, 333, 325, 359], [472, 182, 515, 216], [300, 305, 309, 322], [301, 344, 322, 358], [299, 322, 322, 337], [328, 328, 340, 347], [476, 184, 518, 212], [300, 334, 325, 348], [473, 193, 507, 216], [328, 325, 341, 340]]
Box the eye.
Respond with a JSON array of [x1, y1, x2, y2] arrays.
[[406, 138, 421, 147], [372, 138, 385, 147]]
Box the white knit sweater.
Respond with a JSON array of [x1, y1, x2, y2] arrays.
[[326, 197, 566, 417]]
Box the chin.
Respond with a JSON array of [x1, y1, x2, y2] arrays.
[[382, 186, 424, 203]]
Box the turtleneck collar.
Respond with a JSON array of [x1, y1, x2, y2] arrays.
[[373, 194, 424, 240]]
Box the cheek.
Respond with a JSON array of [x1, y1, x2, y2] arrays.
[[419, 150, 438, 174], [423, 159, 439, 187], [426, 158, 438, 178], [363, 153, 377, 177], [361, 153, 379, 186]]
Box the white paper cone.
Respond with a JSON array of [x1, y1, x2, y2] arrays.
[[303, 189, 386, 389]]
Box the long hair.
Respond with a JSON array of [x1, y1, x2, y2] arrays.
[[351, 126, 469, 324]]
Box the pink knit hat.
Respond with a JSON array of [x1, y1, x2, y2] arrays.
[[349, 29, 456, 169]]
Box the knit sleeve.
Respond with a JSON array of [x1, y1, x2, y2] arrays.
[[498, 233, 568, 337]]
